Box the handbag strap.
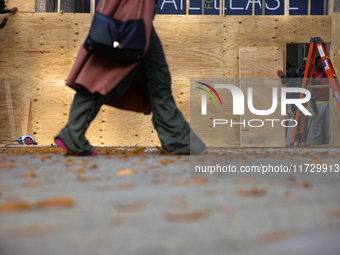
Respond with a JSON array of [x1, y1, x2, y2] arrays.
[[100, 0, 144, 19]]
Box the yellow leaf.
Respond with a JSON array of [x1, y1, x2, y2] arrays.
[[0, 199, 33, 213], [21, 171, 38, 179], [37, 196, 75, 209], [116, 168, 138, 176], [0, 164, 16, 169], [164, 210, 209, 222]]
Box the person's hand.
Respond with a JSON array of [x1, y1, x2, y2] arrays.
[[1, 18, 8, 26], [277, 70, 285, 78], [322, 69, 326, 76], [11, 7, 18, 14]]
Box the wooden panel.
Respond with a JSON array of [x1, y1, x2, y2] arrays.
[[222, 15, 331, 78], [190, 78, 241, 147], [330, 12, 340, 146], [4, 0, 35, 13], [239, 47, 285, 147], [3, 0, 34, 13], [0, 14, 333, 146], [285, 0, 289, 15], [0, 79, 22, 141]]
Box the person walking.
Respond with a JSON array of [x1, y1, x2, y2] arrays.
[[55, 0, 206, 156]]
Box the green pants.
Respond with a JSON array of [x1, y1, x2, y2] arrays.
[[56, 26, 206, 155]]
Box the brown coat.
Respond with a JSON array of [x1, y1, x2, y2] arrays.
[[66, 0, 156, 113]]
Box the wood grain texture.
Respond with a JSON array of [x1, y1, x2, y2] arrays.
[[0, 79, 22, 141], [0, 13, 333, 147], [21, 97, 30, 135], [4, 0, 34, 13], [239, 47, 285, 147], [285, 0, 289, 15], [330, 13, 340, 146]]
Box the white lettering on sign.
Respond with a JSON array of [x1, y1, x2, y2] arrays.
[[160, 0, 184, 11], [266, 0, 280, 10], [230, 0, 244, 10], [215, 0, 227, 10], [245, 0, 281, 11], [318, 45, 325, 57], [189, 0, 200, 10]]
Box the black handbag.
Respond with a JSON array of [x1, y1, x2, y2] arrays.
[[84, 0, 146, 63]]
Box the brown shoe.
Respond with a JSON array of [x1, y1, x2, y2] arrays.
[[301, 142, 309, 147]]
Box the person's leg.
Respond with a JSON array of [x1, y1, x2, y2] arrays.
[[55, 67, 138, 155], [312, 104, 326, 145], [325, 103, 330, 144], [142, 26, 205, 155], [302, 118, 309, 142]]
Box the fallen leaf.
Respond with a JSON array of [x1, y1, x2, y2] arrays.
[[173, 180, 187, 186], [328, 209, 340, 218], [158, 159, 175, 165], [21, 171, 38, 179], [0, 164, 16, 169], [9, 225, 53, 238], [37, 196, 75, 209], [152, 179, 165, 185], [233, 178, 257, 184], [112, 216, 124, 226], [65, 159, 75, 167], [78, 160, 88, 165], [171, 195, 185, 202], [130, 147, 146, 154], [24, 181, 41, 188], [190, 177, 209, 186], [296, 181, 311, 189], [118, 183, 134, 190], [164, 210, 209, 222], [73, 168, 85, 173], [77, 174, 100, 182], [116, 168, 138, 176], [218, 206, 235, 214], [93, 186, 114, 191], [204, 190, 219, 197], [0, 199, 33, 213], [236, 187, 267, 197], [310, 158, 322, 164], [38, 155, 51, 161], [0, 185, 11, 191], [258, 230, 292, 245], [284, 190, 292, 198], [116, 200, 147, 213], [237, 159, 251, 163], [268, 178, 286, 186], [45, 178, 54, 184]]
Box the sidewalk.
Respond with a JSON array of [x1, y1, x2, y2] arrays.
[[0, 146, 339, 255]]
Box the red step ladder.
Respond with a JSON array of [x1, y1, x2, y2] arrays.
[[291, 37, 340, 146]]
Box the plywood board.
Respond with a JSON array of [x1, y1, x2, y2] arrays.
[[0, 79, 22, 141], [0, 13, 333, 147], [222, 15, 331, 78], [4, 0, 35, 13], [239, 47, 285, 147], [190, 78, 241, 147], [330, 12, 340, 146]]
